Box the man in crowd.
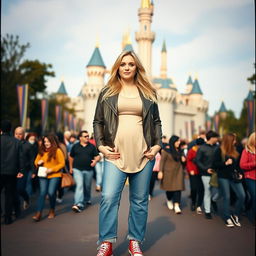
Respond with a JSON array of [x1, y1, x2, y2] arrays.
[[195, 130, 219, 219], [0, 120, 24, 224], [14, 127, 34, 215], [69, 130, 100, 212]]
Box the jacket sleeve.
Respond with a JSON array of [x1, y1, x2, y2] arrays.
[[159, 150, 167, 173], [240, 149, 256, 171], [153, 102, 162, 147], [18, 141, 25, 174], [195, 147, 205, 171], [212, 147, 226, 170], [93, 90, 105, 149], [186, 149, 195, 173], [50, 149, 65, 172]]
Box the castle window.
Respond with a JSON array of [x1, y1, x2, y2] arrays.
[[186, 99, 189, 105], [144, 25, 147, 31]]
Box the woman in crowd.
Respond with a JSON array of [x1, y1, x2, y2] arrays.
[[93, 50, 162, 256], [213, 133, 245, 227], [240, 132, 256, 223], [32, 134, 65, 221], [25, 132, 39, 196], [186, 138, 205, 214], [158, 135, 186, 214]]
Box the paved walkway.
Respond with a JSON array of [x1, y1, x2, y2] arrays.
[[1, 179, 255, 256]]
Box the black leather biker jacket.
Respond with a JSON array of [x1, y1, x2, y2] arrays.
[[93, 88, 162, 150]]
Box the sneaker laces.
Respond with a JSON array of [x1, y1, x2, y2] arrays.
[[130, 240, 142, 253], [97, 243, 110, 256]]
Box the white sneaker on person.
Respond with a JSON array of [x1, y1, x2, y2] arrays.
[[56, 198, 63, 203], [225, 218, 235, 227], [174, 203, 181, 214], [167, 200, 174, 210], [230, 215, 241, 227], [196, 206, 202, 214]]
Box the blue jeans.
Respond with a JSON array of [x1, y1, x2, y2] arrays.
[[37, 177, 61, 211], [218, 178, 245, 220], [201, 176, 219, 213], [95, 161, 104, 187], [73, 168, 94, 208], [245, 178, 256, 217], [98, 159, 155, 244]]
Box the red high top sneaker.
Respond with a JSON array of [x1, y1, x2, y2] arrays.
[[97, 242, 113, 256], [129, 240, 143, 256]]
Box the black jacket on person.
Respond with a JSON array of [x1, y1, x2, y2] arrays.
[[20, 140, 35, 172], [195, 143, 218, 176], [0, 133, 24, 176], [93, 88, 162, 149], [213, 147, 242, 180]]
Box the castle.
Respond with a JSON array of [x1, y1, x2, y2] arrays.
[[57, 0, 209, 140]]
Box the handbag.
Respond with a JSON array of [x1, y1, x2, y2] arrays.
[[209, 171, 218, 187], [61, 172, 75, 188], [232, 169, 242, 183], [38, 166, 47, 178]]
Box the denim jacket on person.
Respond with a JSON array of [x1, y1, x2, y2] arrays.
[[93, 88, 162, 150]]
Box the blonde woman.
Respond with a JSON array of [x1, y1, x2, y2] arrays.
[[240, 132, 256, 221], [93, 50, 162, 256]]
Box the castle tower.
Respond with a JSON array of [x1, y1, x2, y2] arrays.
[[135, 0, 155, 76], [160, 40, 167, 79], [185, 75, 193, 94], [56, 80, 68, 101], [82, 45, 106, 133], [219, 101, 228, 119], [122, 30, 134, 52]]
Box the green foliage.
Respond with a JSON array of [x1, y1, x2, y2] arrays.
[[1, 34, 55, 132]]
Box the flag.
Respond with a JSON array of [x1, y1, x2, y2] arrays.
[[213, 113, 220, 132], [190, 120, 195, 137], [185, 121, 189, 140], [41, 98, 49, 134], [246, 99, 255, 134], [55, 105, 62, 131], [63, 111, 69, 129], [16, 84, 29, 129]]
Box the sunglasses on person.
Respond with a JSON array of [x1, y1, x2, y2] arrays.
[[82, 135, 89, 138]]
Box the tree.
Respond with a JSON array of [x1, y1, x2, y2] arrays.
[[1, 34, 55, 130]]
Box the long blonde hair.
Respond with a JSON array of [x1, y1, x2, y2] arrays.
[[220, 133, 239, 159], [102, 50, 157, 102], [246, 132, 255, 153]]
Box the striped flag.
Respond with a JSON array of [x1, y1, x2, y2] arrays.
[[246, 99, 255, 134], [55, 105, 62, 131], [190, 120, 195, 137], [16, 84, 29, 129], [63, 111, 69, 129], [41, 98, 49, 134], [213, 113, 220, 132]]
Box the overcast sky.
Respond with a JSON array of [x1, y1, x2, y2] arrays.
[[2, 0, 255, 117]]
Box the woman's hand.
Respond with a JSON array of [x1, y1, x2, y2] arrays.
[[225, 158, 233, 165], [37, 159, 44, 165], [157, 171, 163, 180], [98, 145, 120, 160], [144, 145, 161, 160], [190, 170, 195, 176], [46, 168, 52, 174]]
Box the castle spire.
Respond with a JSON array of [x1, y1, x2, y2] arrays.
[[141, 0, 151, 8], [136, 0, 155, 76], [160, 40, 167, 78]]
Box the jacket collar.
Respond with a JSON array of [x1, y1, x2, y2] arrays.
[[103, 89, 154, 118]]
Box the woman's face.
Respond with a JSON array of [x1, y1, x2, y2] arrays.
[[118, 55, 137, 81], [174, 139, 180, 149], [44, 137, 51, 149], [28, 135, 36, 145]]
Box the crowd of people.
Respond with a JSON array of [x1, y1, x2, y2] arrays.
[[1, 119, 255, 228]]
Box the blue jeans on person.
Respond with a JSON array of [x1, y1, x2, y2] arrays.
[[218, 178, 245, 221], [95, 161, 104, 187], [245, 178, 255, 218], [201, 176, 219, 213], [26, 170, 33, 196], [37, 177, 61, 212], [98, 159, 155, 244], [73, 168, 94, 208]]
